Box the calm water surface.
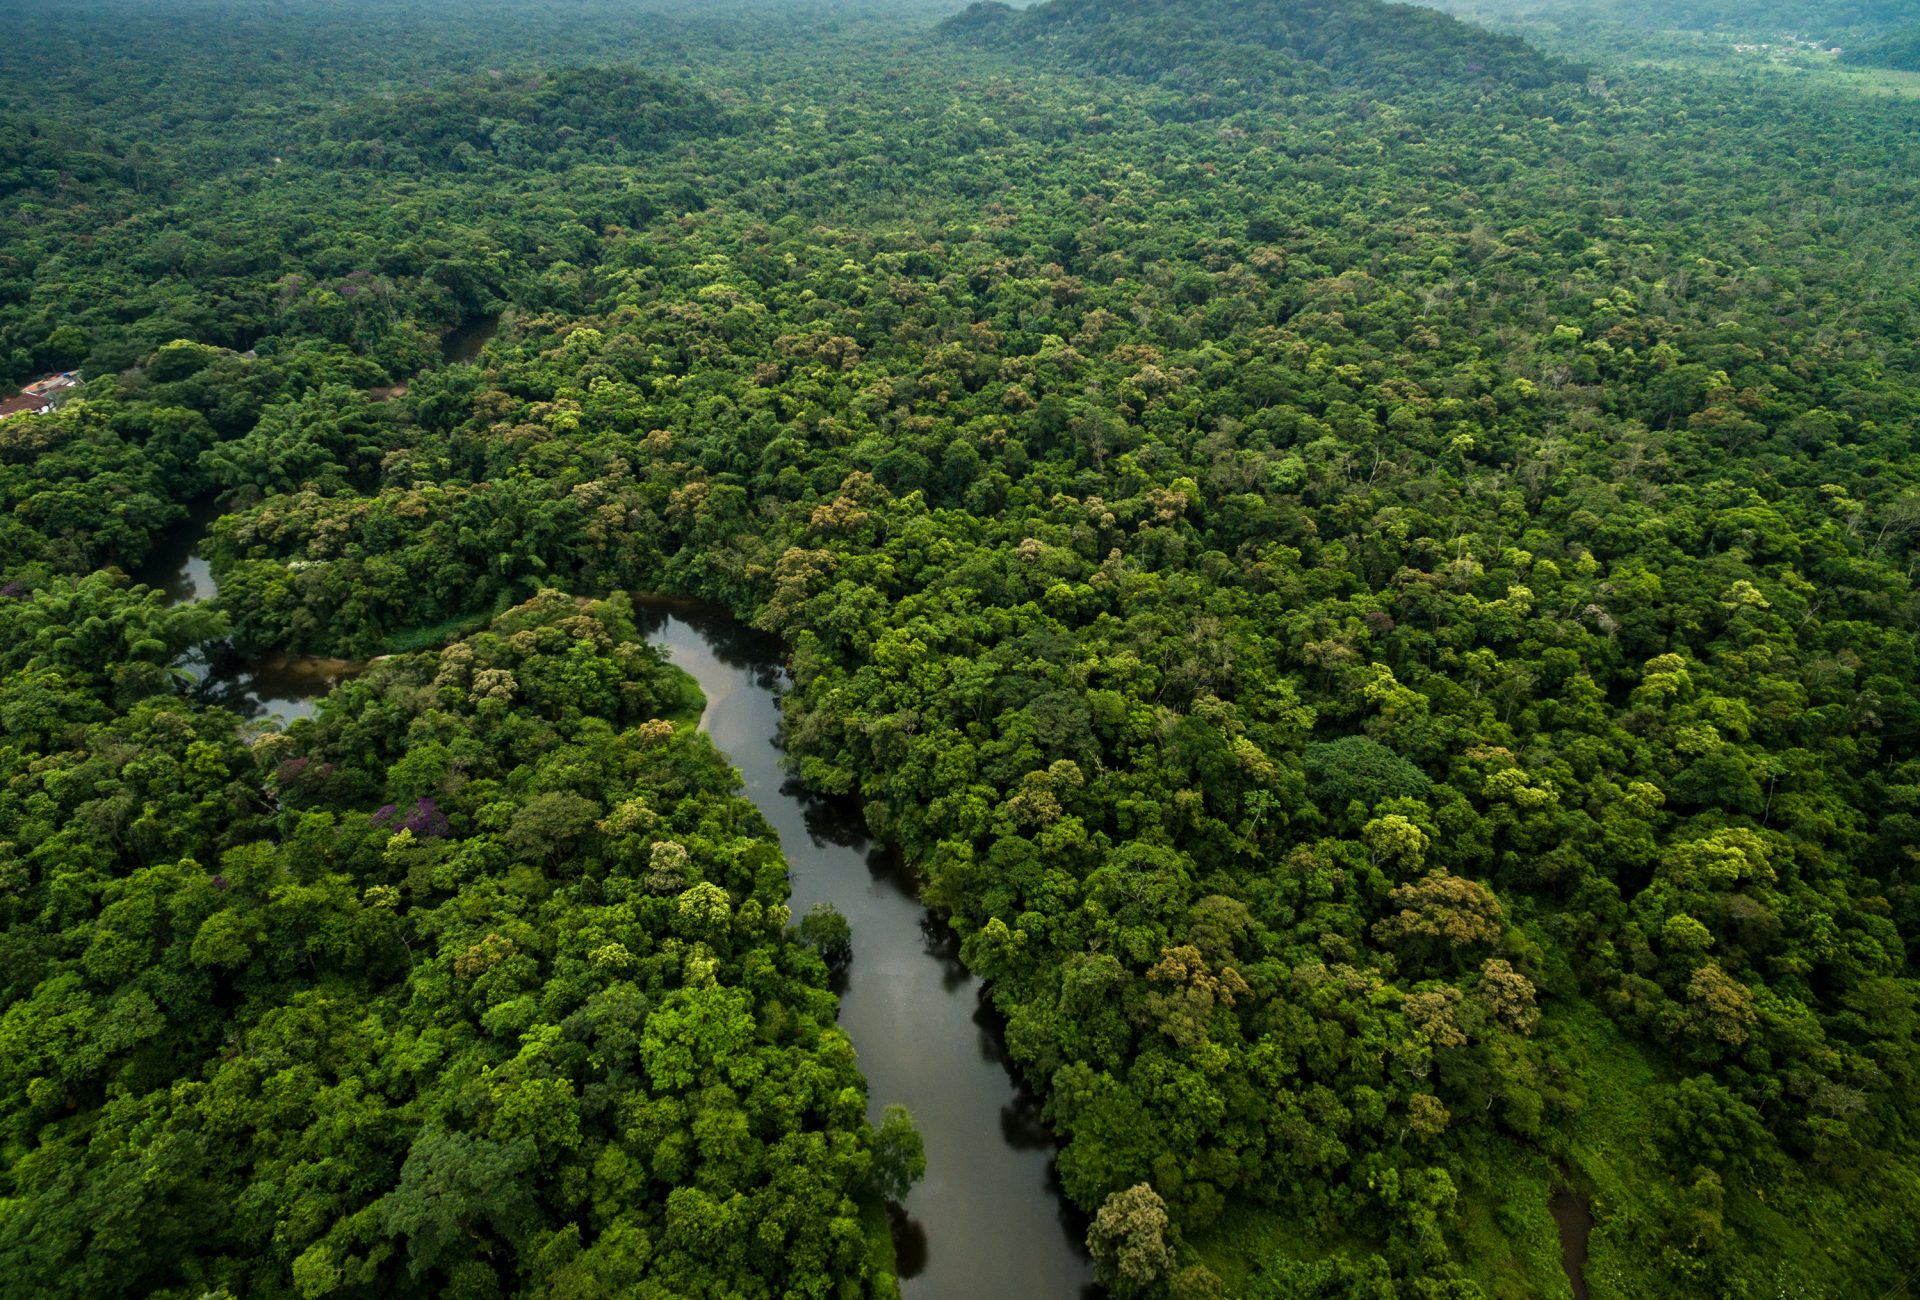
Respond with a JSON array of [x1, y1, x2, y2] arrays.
[[136, 503, 361, 721], [636, 600, 1097, 1300], [442, 313, 500, 364], [129, 514, 1094, 1296], [1550, 1176, 1593, 1300]]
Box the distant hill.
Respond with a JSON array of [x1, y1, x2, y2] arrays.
[[1604, 0, 1908, 29], [321, 67, 729, 173], [1842, 23, 1920, 69], [942, 0, 1578, 98], [1437, 0, 1910, 40], [0, 114, 150, 201]]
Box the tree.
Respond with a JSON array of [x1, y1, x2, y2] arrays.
[[1687, 964, 1757, 1049], [1304, 737, 1432, 813], [1088, 1183, 1176, 1297], [1372, 871, 1506, 966], [867, 1105, 926, 1203], [797, 901, 853, 977], [380, 1129, 538, 1280]]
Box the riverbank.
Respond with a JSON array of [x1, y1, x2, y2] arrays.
[[637, 602, 1096, 1300], [121, 513, 1094, 1295], [135, 500, 368, 720]]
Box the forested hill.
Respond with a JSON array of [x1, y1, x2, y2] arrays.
[[1438, 0, 1912, 38], [0, 51, 741, 381], [321, 69, 731, 173], [1845, 24, 1920, 70], [944, 0, 1578, 94]]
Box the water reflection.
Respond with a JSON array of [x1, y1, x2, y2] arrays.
[[634, 597, 1097, 1300], [194, 649, 362, 723], [141, 498, 222, 604], [888, 1206, 930, 1279], [442, 313, 501, 365], [135, 501, 365, 721]]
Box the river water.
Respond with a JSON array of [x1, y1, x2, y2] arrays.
[[635, 600, 1097, 1300], [135, 506, 1095, 1296], [128, 498, 1593, 1300], [1550, 1176, 1593, 1300], [442, 313, 500, 365], [136, 501, 360, 720]]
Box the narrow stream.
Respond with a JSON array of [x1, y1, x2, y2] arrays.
[[442, 313, 500, 365], [635, 599, 1098, 1300], [1550, 1175, 1593, 1300], [135, 501, 362, 720]]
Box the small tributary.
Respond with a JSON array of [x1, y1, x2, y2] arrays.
[[1550, 1173, 1593, 1300], [135, 501, 362, 720], [636, 599, 1098, 1300], [442, 313, 500, 365]]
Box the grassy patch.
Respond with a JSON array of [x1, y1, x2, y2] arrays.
[[1814, 63, 1920, 98], [1453, 1138, 1570, 1300], [379, 608, 496, 655], [1188, 1202, 1373, 1295], [1190, 1136, 1575, 1299], [1534, 997, 1920, 1297], [1533, 998, 1667, 1298], [1619, 51, 1920, 99]]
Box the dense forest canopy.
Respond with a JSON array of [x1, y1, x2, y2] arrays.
[[3, 0, 1920, 1297], [947, 0, 1577, 91], [1435, 0, 1913, 38], [320, 69, 732, 174], [1843, 24, 1920, 70]]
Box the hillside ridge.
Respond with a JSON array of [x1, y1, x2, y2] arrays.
[[943, 0, 1579, 94]]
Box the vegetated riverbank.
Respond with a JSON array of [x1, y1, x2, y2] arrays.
[[121, 515, 1097, 1298], [134, 502, 1598, 1300], [134, 501, 366, 720], [633, 596, 1097, 1300]]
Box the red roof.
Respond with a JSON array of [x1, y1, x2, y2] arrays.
[[21, 372, 76, 397], [0, 393, 43, 420]]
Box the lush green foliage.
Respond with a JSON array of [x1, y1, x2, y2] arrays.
[[0, 574, 909, 1299], [950, 0, 1575, 91], [4, 0, 1920, 1296], [1845, 24, 1920, 71], [321, 68, 727, 175]]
